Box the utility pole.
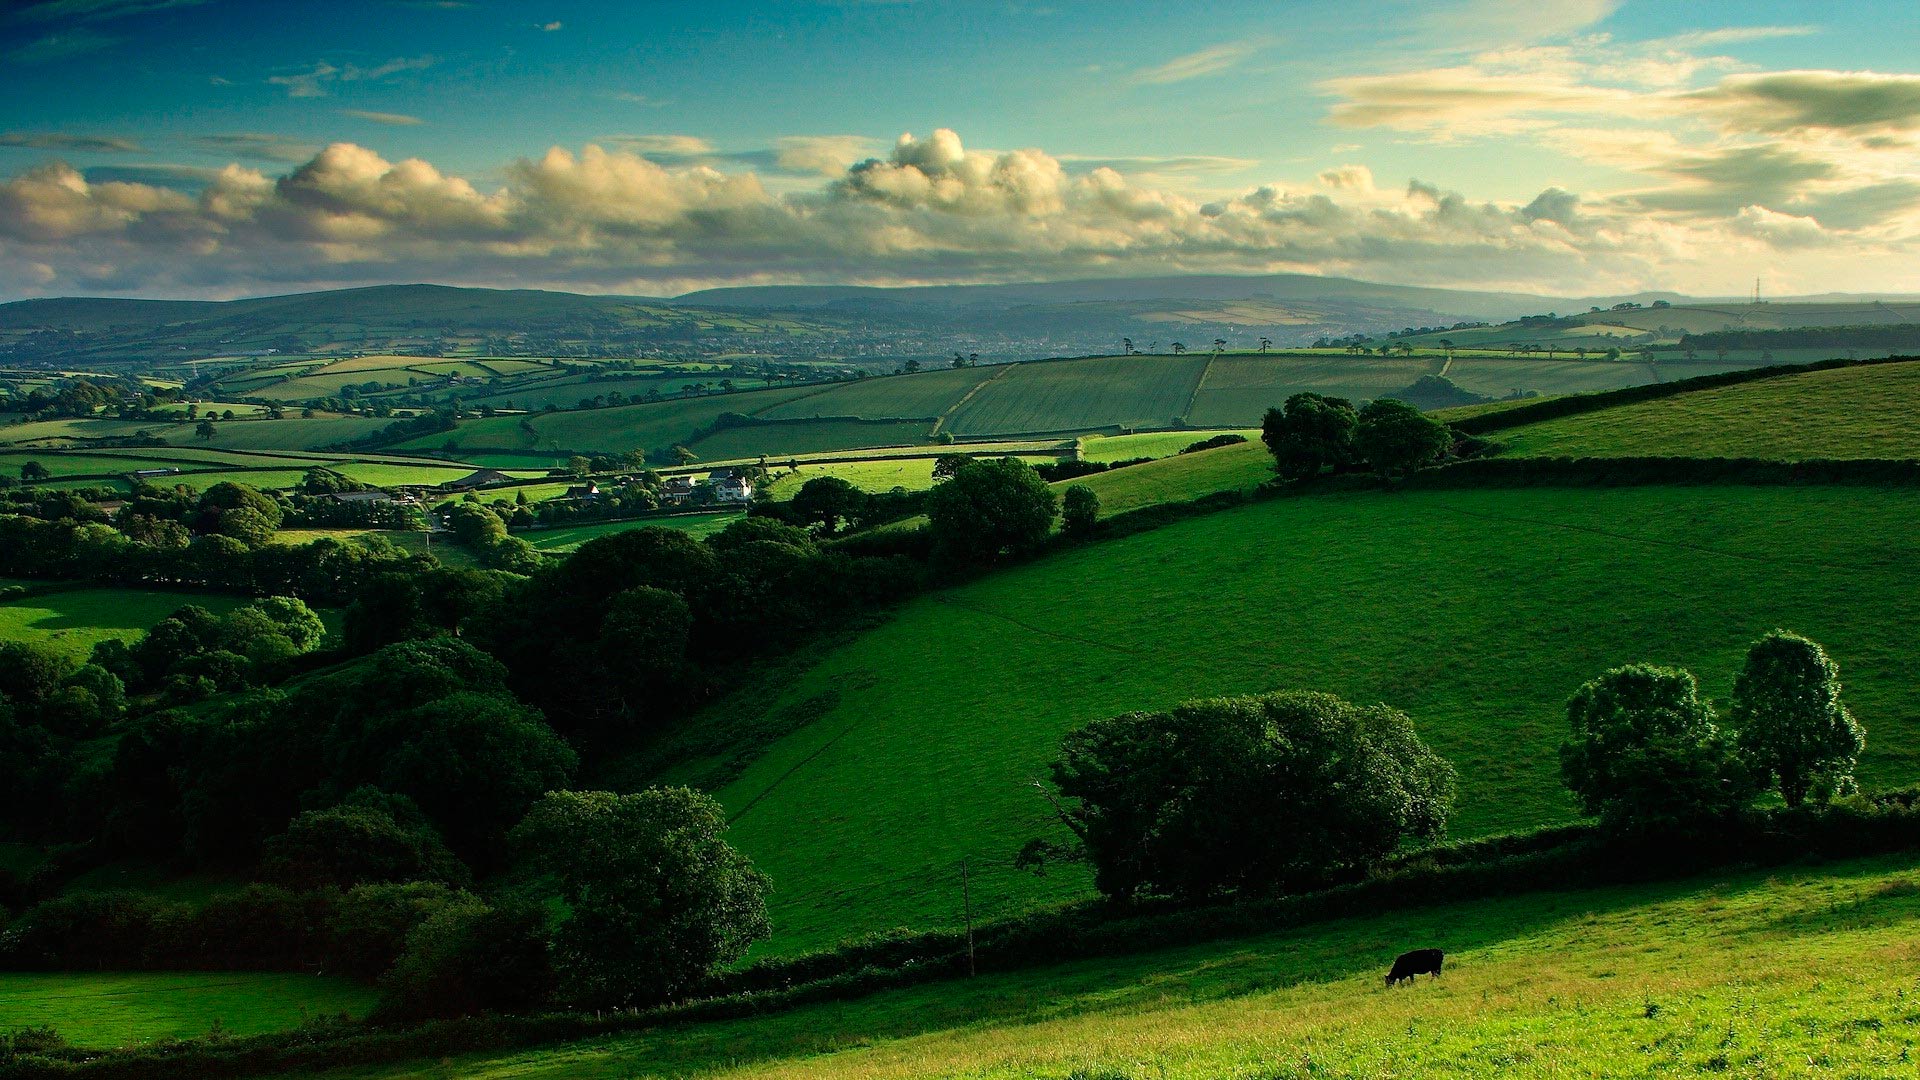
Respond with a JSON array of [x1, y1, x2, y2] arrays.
[[961, 858, 976, 977]]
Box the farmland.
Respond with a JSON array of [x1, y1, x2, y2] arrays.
[[1491, 359, 1920, 460], [517, 512, 743, 551], [318, 854, 1920, 1080], [701, 484, 1920, 955], [1062, 438, 1273, 517]]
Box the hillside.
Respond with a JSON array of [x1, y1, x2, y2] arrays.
[[683, 485, 1920, 955], [1490, 359, 1920, 459], [314, 854, 1920, 1079]]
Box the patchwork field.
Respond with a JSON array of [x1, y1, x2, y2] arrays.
[[695, 484, 1920, 955], [1492, 360, 1920, 460], [319, 855, 1920, 1080], [688, 419, 936, 460], [517, 512, 744, 551], [943, 355, 1210, 435], [0, 972, 378, 1048]]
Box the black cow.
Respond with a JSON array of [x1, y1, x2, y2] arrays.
[[1385, 948, 1444, 986]]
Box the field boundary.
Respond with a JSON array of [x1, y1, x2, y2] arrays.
[[928, 364, 1013, 437]]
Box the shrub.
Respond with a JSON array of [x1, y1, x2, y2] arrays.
[[1261, 392, 1356, 479], [1061, 485, 1101, 538], [1354, 398, 1450, 476], [1043, 691, 1456, 901], [259, 790, 470, 890]]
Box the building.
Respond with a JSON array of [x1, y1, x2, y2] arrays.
[[562, 482, 600, 501], [323, 490, 393, 505], [661, 476, 695, 505], [711, 473, 753, 504], [442, 468, 515, 492]]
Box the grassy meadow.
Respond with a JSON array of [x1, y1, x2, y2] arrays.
[[315, 855, 1920, 1079], [1493, 359, 1920, 459], [0, 972, 377, 1049], [0, 587, 245, 660], [703, 484, 1920, 955], [517, 512, 744, 551], [1063, 438, 1274, 517]]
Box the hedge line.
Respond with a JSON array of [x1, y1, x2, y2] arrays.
[[1447, 354, 1920, 436], [15, 801, 1920, 1079]]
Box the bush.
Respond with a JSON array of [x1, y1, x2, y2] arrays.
[[1061, 485, 1100, 538], [1261, 393, 1356, 479], [1354, 398, 1450, 476], [259, 791, 470, 890], [1043, 691, 1456, 900], [1560, 664, 1752, 833]]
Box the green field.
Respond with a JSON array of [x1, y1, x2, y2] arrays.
[[0, 972, 377, 1048], [1075, 429, 1254, 463], [946, 355, 1210, 435], [0, 415, 395, 453], [0, 587, 245, 660], [1493, 360, 1920, 460], [518, 513, 743, 551], [757, 365, 993, 422], [318, 854, 1920, 1079], [1063, 439, 1273, 517], [689, 419, 936, 460], [690, 485, 1920, 956], [397, 385, 828, 455]]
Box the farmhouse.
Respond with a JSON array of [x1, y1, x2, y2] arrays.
[[661, 476, 695, 505], [442, 468, 514, 491], [711, 473, 753, 504], [129, 467, 180, 478], [322, 490, 393, 505], [562, 482, 600, 501]]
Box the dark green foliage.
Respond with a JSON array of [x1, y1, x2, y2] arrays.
[[1383, 374, 1491, 411], [1730, 631, 1865, 807], [1061, 484, 1101, 538], [925, 457, 1057, 564], [789, 475, 867, 535], [1560, 664, 1752, 832], [598, 586, 692, 717], [1354, 397, 1451, 476], [511, 788, 771, 1008], [326, 881, 483, 980], [1261, 392, 1357, 479], [378, 899, 556, 1019], [259, 789, 470, 890], [1046, 691, 1456, 901], [0, 641, 77, 709]]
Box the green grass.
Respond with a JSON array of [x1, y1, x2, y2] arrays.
[[518, 513, 743, 551], [0, 972, 377, 1049], [693, 485, 1920, 956], [1063, 439, 1274, 518], [689, 420, 935, 460], [315, 855, 1920, 1079], [946, 356, 1210, 435], [1494, 360, 1920, 460], [0, 588, 245, 660], [757, 366, 995, 422], [398, 386, 826, 455], [1185, 355, 1436, 426], [1076, 429, 1255, 464]]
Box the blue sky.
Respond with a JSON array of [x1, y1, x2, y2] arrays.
[[4, 0, 1920, 298]]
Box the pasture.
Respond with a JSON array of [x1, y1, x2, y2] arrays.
[[943, 355, 1209, 435], [0, 972, 377, 1049], [688, 419, 935, 460], [1491, 359, 1920, 460], [695, 484, 1920, 955], [0, 587, 245, 660], [517, 513, 743, 551], [1062, 438, 1273, 517], [317, 855, 1920, 1079], [1076, 429, 1254, 463]]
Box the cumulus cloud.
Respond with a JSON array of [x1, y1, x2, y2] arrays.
[[3, 126, 1915, 298]]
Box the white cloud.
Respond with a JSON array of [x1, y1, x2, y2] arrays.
[[268, 56, 433, 98], [1135, 41, 1263, 85], [340, 110, 425, 127], [0, 132, 143, 153]]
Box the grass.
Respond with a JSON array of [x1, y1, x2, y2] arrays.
[[946, 356, 1210, 435], [518, 513, 743, 551], [397, 386, 826, 455], [692, 485, 1920, 956], [0, 587, 245, 660], [1063, 439, 1274, 517], [689, 420, 935, 460], [314, 855, 1920, 1079], [1494, 360, 1920, 460], [1185, 355, 1434, 426], [1076, 429, 1254, 463], [0, 972, 378, 1049]]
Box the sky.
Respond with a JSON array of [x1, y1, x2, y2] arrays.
[[4, 0, 1920, 300]]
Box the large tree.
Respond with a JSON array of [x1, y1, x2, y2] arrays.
[[926, 456, 1057, 563], [1560, 664, 1752, 832], [1260, 392, 1357, 480], [1729, 631, 1864, 807], [511, 788, 770, 1008], [1044, 691, 1455, 900], [789, 475, 868, 535], [1354, 398, 1451, 476]]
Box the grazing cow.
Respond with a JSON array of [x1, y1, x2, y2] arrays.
[[1385, 948, 1444, 986]]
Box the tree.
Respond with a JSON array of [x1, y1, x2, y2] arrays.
[[1559, 664, 1751, 833], [1354, 398, 1450, 476], [1061, 484, 1100, 537], [1260, 392, 1357, 480], [1258, 337, 1272, 353], [260, 790, 469, 890], [931, 453, 971, 481], [1729, 631, 1864, 807], [1170, 342, 1186, 355], [196, 418, 217, 441], [672, 446, 698, 466], [789, 476, 868, 535], [510, 788, 770, 1008], [1041, 691, 1454, 900], [926, 457, 1057, 564], [246, 596, 326, 652], [19, 461, 49, 484], [214, 506, 277, 547], [1122, 338, 1134, 355]]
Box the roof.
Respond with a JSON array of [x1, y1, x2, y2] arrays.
[[444, 468, 514, 490]]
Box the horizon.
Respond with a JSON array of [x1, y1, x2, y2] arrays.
[[5, 1, 1920, 300]]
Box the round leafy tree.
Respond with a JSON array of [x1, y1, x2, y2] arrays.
[[1560, 664, 1752, 832], [1261, 392, 1357, 480], [926, 456, 1057, 564], [1354, 398, 1451, 476], [1729, 630, 1864, 807]]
